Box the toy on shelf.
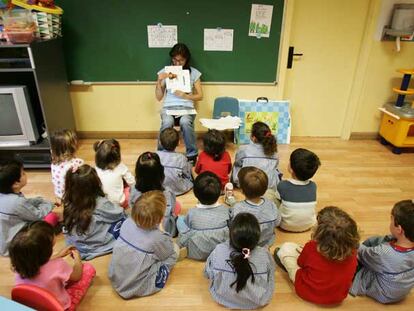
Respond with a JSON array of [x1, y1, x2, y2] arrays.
[[378, 69, 414, 154], [10, 0, 62, 40]]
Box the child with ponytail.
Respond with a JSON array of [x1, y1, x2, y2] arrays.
[[231, 121, 281, 193], [204, 213, 275, 309]]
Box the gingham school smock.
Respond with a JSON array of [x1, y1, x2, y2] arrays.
[[231, 142, 281, 191], [178, 204, 230, 261], [156, 150, 193, 196], [129, 187, 177, 237], [0, 193, 54, 256], [204, 241, 275, 309], [231, 198, 281, 248], [64, 196, 126, 260], [350, 236, 414, 303], [108, 218, 178, 298]]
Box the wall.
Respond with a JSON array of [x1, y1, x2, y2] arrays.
[[69, 0, 414, 137]]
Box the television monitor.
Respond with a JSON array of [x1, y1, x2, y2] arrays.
[[0, 85, 40, 147]]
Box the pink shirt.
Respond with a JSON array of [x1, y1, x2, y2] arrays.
[[15, 258, 73, 310]]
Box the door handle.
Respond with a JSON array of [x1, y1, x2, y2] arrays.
[[287, 46, 303, 69]]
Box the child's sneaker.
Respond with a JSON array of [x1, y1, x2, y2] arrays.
[[273, 247, 287, 272], [224, 182, 236, 206]]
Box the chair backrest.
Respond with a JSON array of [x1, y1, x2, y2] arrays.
[[213, 97, 239, 119], [12, 284, 64, 311]]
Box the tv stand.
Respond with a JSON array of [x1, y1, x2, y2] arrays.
[[0, 38, 75, 168]]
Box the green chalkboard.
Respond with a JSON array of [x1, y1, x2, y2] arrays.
[[56, 0, 284, 83]]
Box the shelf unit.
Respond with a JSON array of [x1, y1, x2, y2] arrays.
[[0, 38, 75, 168]]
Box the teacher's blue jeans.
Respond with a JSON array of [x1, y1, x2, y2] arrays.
[[158, 110, 198, 158]]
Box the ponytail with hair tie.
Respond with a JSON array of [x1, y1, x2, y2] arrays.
[[242, 248, 250, 259]]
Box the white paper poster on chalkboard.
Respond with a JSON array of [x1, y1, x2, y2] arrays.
[[249, 4, 273, 38], [147, 25, 178, 48], [204, 28, 234, 51]]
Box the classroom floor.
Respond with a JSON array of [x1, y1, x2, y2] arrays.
[[1, 137, 413, 310]]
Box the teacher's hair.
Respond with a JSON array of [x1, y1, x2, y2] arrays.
[[170, 43, 191, 70]]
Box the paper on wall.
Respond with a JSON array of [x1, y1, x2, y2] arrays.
[[204, 28, 234, 51], [147, 25, 177, 48], [165, 66, 191, 93], [248, 4, 273, 38]]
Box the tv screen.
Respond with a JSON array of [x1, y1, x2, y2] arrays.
[[0, 94, 24, 136]]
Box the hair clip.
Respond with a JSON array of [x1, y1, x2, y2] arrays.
[[242, 248, 250, 259], [147, 152, 152, 159], [265, 131, 272, 137], [71, 163, 80, 173]]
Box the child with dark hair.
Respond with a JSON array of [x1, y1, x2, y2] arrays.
[[231, 167, 281, 247], [94, 139, 134, 207], [157, 128, 193, 196], [129, 152, 177, 236], [195, 129, 232, 190], [10, 221, 96, 310], [109, 190, 178, 298], [50, 129, 83, 202], [63, 164, 126, 260], [350, 200, 414, 303], [231, 121, 281, 192], [0, 159, 59, 256], [177, 172, 230, 260], [275, 206, 360, 305], [205, 213, 275, 309], [277, 148, 321, 232]]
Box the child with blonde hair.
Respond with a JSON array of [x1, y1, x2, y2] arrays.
[[231, 167, 281, 247], [275, 206, 359, 305], [94, 139, 134, 208], [350, 200, 414, 303], [109, 190, 178, 298], [10, 221, 96, 310], [63, 164, 126, 260], [205, 213, 275, 309], [0, 159, 59, 256], [50, 129, 83, 201], [231, 121, 281, 193]]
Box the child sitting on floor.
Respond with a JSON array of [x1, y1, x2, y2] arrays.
[[109, 190, 179, 298], [157, 128, 193, 196], [177, 172, 230, 260], [350, 199, 414, 303], [231, 167, 281, 248], [275, 206, 359, 305], [205, 213, 275, 309], [50, 129, 83, 203], [195, 129, 232, 190], [63, 164, 126, 260], [94, 139, 135, 208], [277, 148, 320, 232], [0, 159, 59, 256], [129, 152, 178, 236], [10, 221, 96, 310]]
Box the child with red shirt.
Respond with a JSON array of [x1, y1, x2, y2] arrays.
[[195, 129, 231, 189], [274, 206, 360, 305]]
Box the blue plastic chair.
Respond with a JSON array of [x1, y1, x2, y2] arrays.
[[212, 97, 240, 143], [213, 97, 239, 119]]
